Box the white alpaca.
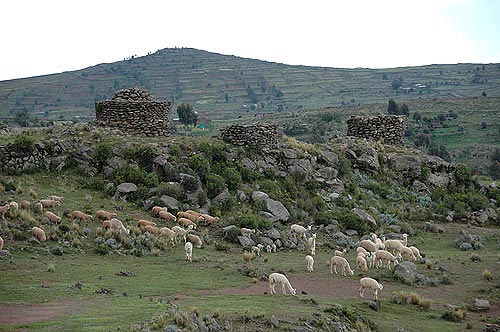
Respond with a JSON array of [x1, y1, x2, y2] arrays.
[[184, 242, 193, 262], [307, 233, 316, 255], [356, 254, 368, 272], [290, 224, 311, 240], [359, 277, 384, 300], [330, 256, 354, 276], [269, 273, 296, 295], [335, 248, 347, 257], [305, 255, 314, 272]]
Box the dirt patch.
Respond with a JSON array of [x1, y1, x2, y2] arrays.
[[0, 300, 79, 327]]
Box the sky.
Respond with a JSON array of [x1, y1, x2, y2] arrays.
[[1, 0, 499, 81]]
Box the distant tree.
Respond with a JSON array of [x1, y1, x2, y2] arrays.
[[382, 74, 388, 80], [437, 113, 447, 123], [246, 85, 258, 104], [481, 122, 487, 129], [224, 93, 229, 102], [482, 91, 487, 97], [489, 148, 500, 179], [176, 103, 197, 128], [387, 99, 400, 115], [413, 112, 422, 121], [400, 103, 409, 116], [391, 78, 402, 91], [414, 133, 430, 148]]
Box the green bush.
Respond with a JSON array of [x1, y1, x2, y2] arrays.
[[238, 165, 262, 183], [157, 182, 185, 200], [124, 145, 156, 172], [180, 174, 199, 192], [337, 154, 352, 179], [95, 244, 109, 255], [11, 134, 35, 154], [206, 173, 225, 199], [212, 165, 241, 192], [50, 245, 64, 256], [454, 164, 472, 187], [93, 142, 113, 171], [188, 154, 211, 180], [234, 214, 272, 230], [332, 209, 377, 235]]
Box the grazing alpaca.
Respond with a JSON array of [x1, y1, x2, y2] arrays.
[[268, 273, 296, 295], [359, 277, 384, 300]]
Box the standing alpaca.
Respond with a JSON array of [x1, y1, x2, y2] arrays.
[[359, 277, 384, 300], [268, 273, 296, 295], [307, 233, 316, 255], [184, 242, 193, 262]]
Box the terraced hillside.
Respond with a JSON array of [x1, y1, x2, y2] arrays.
[[0, 48, 499, 121]]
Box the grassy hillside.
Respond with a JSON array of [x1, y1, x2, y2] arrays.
[[1, 48, 499, 122]]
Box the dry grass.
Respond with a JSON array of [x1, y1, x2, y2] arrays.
[[482, 269, 493, 280]]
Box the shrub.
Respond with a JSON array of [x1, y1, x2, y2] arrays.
[[234, 214, 272, 230], [223, 227, 241, 243], [93, 142, 113, 171], [50, 245, 64, 256], [242, 251, 256, 263], [442, 308, 466, 322], [124, 145, 156, 172], [214, 242, 229, 251], [11, 134, 35, 154], [332, 209, 376, 234], [95, 244, 109, 255], [188, 154, 211, 180], [206, 173, 225, 199], [482, 269, 493, 280]]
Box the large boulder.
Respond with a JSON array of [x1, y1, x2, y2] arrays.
[[160, 195, 179, 210], [351, 208, 377, 226], [264, 198, 290, 222], [237, 236, 256, 248]]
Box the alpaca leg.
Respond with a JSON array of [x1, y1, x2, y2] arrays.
[[282, 283, 287, 295], [359, 286, 365, 298]]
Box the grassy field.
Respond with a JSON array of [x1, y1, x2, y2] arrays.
[[1, 172, 499, 331]]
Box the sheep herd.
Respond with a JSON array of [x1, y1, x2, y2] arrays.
[[1, 195, 424, 302]]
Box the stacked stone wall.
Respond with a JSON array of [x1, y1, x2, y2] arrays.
[[347, 115, 406, 145], [95, 88, 171, 136], [220, 124, 279, 148]]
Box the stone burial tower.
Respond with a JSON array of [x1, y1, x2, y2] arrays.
[[95, 87, 171, 136]]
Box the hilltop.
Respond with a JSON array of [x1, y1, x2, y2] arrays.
[[0, 48, 499, 121]]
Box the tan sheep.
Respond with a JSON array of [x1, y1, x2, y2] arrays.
[[33, 202, 43, 213], [409, 245, 422, 260], [0, 204, 10, 219], [9, 201, 19, 210], [137, 219, 157, 230], [269, 272, 296, 295], [178, 217, 197, 229], [70, 210, 93, 222], [159, 227, 176, 246], [101, 220, 111, 229], [21, 200, 31, 210], [109, 218, 129, 235], [383, 239, 405, 254], [335, 248, 347, 257], [201, 213, 219, 225], [95, 210, 117, 221], [158, 210, 177, 222], [330, 256, 354, 276], [49, 195, 64, 202], [144, 225, 162, 235], [398, 245, 417, 261], [177, 211, 204, 223], [0, 235, 4, 250], [356, 254, 368, 272], [356, 246, 370, 256], [375, 250, 401, 269], [39, 199, 60, 209], [151, 206, 168, 217], [185, 233, 203, 248], [359, 277, 384, 300], [358, 239, 378, 253], [305, 255, 314, 272], [32, 226, 47, 242], [44, 211, 61, 224], [185, 241, 193, 262]]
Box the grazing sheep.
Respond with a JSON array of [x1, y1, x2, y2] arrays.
[[9, 201, 19, 210], [358, 239, 378, 253], [39, 199, 60, 209], [48, 195, 64, 202], [359, 277, 384, 300], [185, 233, 203, 248], [383, 239, 405, 254], [70, 210, 93, 222], [95, 210, 117, 221], [268, 272, 296, 295], [409, 246, 422, 260], [21, 200, 31, 210], [172, 225, 193, 244], [144, 225, 162, 235], [33, 202, 43, 213], [0, 236, 4, 250], [0, 204, 10, 218], [178, 217, 197, 229], [32, 226, 47, 242], [335, 248, 347, 257], [330, 256, 355, 276], [137, 219, 157, 230], [375, 250, 401, 269], [151, 206, 168, 217], [159, 227, 176, 246], [109, 218, 130, 235], [177, 211, 204, 223], [356, 255, 368, 272], [240, 227, 256, 238], [305, 255, 314, 272], [44, 211, 61, 224], [185, 242, 193, 262], [201, 213, 219, 225], [101, 220, 111, 229], [158, 210, 177, 222], [356, 246, 370, 256], [307, 233, 317, 255], [398, 245, 417, 261], [290, 224, 311, 240]]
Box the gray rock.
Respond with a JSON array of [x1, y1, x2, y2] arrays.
[[240, 157, 257, 170], [459, 243, 473, 251], [393, 261, 427, 286], [116, 182, 137, 194], [259, 211, 275, 220], [324, 224, 340, 234], [351, 208, 377, 226], [264, 198, 290, 222], [237, 190, 247, 202], [282, 148, 299, 159], [252, 191, 269, 201], [160, 195, 179, 210], [471, 299, 490, 312], [318, 149, 339, 167], [258, 236, 274, 246], [213, 189, 231, 204], [237, 236, 255, 247], [266, 228, 282, 240], [0, 250, 12, 259]]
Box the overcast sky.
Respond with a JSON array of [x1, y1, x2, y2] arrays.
[[1, 0, 499, 81]]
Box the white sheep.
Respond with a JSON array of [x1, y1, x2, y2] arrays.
[[185, 233, 203, 248], [33, 202, 43, 213], [290, 224, 311, 240], [359, 277, 383, 300], [356, 246, 370, 256], [240, 227, 256, 238], [307, 233, 317, 255], [330, 256, 354, 276], [268, 272, 296, 295], [48, 195, 64, 202], [356, 255, 368, 272], [383, 239, 405, 254], [159, 227, 176, 246], [172, 225, 193, 244], [151, 206, 168, 217], [409, 245, 422, 260], [32, 226, 47, 242], [335, 248, 347, 257], [266, 244, 272, 253], [271, 243, 277, 253], [44, 211, 61, 224], [374, 250, 401, 269], [0, 203, 11, 218], [185, 241, 193, 262], [305, 255, 314, 272], [398, 245, 417, 261], [109, 218, 130, 235], [358, 239, 378, 253], [9, 201, 19, 210], [251, 243, 264, 256]]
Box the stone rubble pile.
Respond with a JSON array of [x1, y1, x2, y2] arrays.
[[347, 115, 406, 145], [95, 88, 171, 136], [220, 124, 278, 148]]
